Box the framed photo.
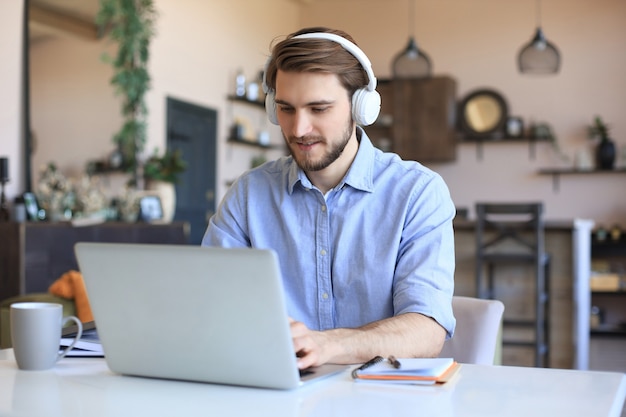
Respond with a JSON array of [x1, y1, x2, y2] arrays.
[[22, 192, 41, 221], [505, 116, 524, 139], [138, 195, 163, 222]]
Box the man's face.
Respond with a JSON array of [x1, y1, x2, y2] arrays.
[[274, 70, 355, 172]]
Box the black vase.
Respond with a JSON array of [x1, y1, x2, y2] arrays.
[[596, 138, 616, 170]]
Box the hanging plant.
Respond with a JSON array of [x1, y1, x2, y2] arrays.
[[96, 0, 157, 186]]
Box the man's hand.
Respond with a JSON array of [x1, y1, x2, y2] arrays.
[[289, 318, 332, 369]]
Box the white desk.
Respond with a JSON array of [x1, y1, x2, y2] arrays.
[[1, 350, 624, 417]]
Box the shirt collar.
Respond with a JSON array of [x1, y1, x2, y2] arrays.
[[287, 127, 376, 194]]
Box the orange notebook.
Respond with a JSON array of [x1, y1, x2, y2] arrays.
[[352, 357, 460, 385]]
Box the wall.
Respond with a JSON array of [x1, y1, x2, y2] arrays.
[[145, 0, 296, 199], [0, 0, 25, 198], [30, 35, 119, 178], [300, 0, 626, 226], [26, 0, 297, 202], [3, 0, 625, 227]]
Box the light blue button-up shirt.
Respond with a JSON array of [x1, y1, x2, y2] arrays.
[[202, 128, 456, 337]]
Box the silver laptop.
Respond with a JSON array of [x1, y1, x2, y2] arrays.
[[74, 242, 347, 390]]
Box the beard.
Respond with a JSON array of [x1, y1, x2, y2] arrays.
[[284, 116, 354, 172]]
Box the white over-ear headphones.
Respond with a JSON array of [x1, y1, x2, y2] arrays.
[[262, 32, 381, 126]]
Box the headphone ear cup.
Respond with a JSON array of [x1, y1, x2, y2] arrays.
[[265, 91, 279, 125], [351, 88, 381, 126]]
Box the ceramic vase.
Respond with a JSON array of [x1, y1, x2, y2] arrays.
[[596, 139, 616, 170], [146, 180, 176, 223]]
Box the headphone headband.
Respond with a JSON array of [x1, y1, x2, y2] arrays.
[[262, 32, 377, 94], [290, 33, 377, 91]]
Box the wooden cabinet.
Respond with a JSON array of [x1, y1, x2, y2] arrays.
[[365, 76, 457, 162], [0, 222, 190, 302]]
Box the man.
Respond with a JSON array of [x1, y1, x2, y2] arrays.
[[202, 27, 455, 369]]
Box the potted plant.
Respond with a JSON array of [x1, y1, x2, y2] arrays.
[[588, 116, 616, 170], [530, 122, 569, 163], [96, 0, 157, 188], [142, 148, 186, 223], [143, 148, 187, 185]]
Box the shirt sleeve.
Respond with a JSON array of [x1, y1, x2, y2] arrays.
[[392, 172, 457, 339]]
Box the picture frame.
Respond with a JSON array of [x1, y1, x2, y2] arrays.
[[505, 116, 524, 139], [22, 192, 41, 221], [138, 194, 163, 223]]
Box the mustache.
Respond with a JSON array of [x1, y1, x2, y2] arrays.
[[287, 135, 325, 145]]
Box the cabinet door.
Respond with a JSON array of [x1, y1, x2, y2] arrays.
[[0, 223, 22, 300], [392, 76, 457, 162]]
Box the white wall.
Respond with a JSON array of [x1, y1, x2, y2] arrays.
[[30, 35, 119, 178], [4, 0, 626, 227], [0, 0, 25, 198]]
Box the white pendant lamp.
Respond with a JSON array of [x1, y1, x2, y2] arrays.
[[392, 0, 432, 78], [518, 0, 561, 74]]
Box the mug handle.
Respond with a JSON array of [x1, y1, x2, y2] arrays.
[[57, 316, 83, 360]]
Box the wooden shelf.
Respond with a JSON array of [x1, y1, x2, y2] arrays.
[[226, 95, 283, 151], [590, 326, 626, 337], [460, 136, 547, 143], [537, 167, 626, 192], [459, 136, 549, 161], [592, 239, 626, 257], [538, 168, 626, 175], [590, 239, 626, 340], [227, 95, 265, 109], [591, 291, 626, 296], [227, 137, 281, 150]]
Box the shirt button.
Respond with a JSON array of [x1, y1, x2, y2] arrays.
[[322, 293, 329, 299], [320, 249, 327, 256], [321, 205, 327, 212]]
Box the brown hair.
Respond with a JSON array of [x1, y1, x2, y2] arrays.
[[264, 27, 369, 99]]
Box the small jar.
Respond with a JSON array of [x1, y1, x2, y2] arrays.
[[610, 225, 622, 242]]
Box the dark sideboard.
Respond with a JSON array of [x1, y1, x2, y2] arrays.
[[0, 221, 190, 302]]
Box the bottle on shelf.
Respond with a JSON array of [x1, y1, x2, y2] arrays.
[[610, 225, 622, 242], [235, 68, 246, 97], [246, 70, 265, 102], [246, 80, 259, 102]]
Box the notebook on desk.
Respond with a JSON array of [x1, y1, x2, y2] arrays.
[[74, 242, 347, 390]]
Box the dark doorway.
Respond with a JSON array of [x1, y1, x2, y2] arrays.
[[166, 97, 217, 245]]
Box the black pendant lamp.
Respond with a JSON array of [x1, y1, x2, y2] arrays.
[[518, 0, 561, 74], [392, 0, 432, 79]]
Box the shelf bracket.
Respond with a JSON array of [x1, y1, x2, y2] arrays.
[[528, 138, 536, 160], [551, 173, 560, 193], [476, 141, 484, 161]]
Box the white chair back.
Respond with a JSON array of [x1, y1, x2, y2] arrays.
[[440, 296, 504, 365]]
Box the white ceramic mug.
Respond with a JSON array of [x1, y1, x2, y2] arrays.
[[10, 302, 83, 371]]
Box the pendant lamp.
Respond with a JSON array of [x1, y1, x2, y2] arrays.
[[392, 0, 432, 78], [518, 0, 561, 74]]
